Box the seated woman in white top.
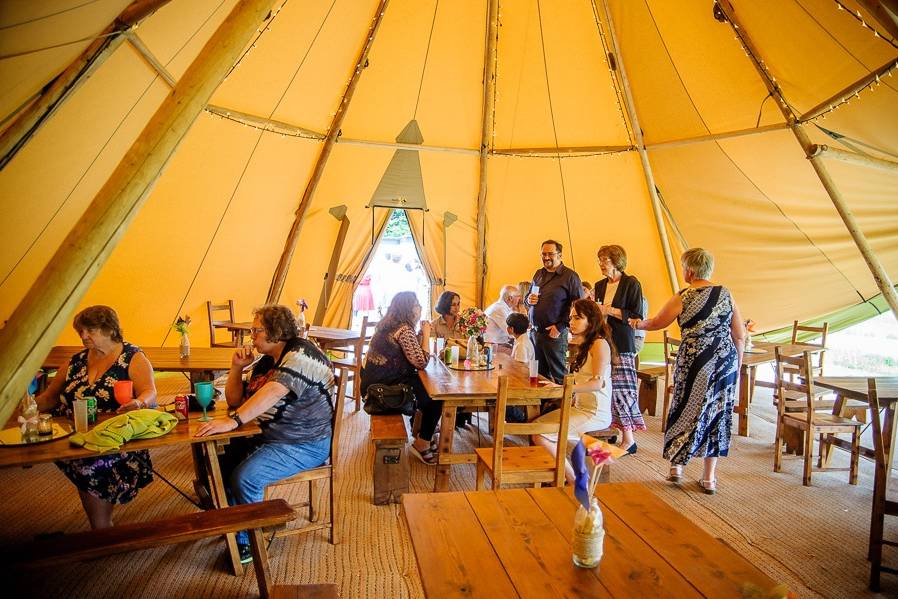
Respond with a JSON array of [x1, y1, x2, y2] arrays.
[[533, 298, 613, 481]]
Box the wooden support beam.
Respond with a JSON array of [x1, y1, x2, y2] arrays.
[[799, 57, 898, 122], [810, 144, 898, 173], [475, 0, 500, 307], [124, 31, 176, 87], [716, 0, 898, 321], [205, 104, 324, 139], [491, 144, 631, 156], [266, 0, 391, 304], [0, 0, 278, 426], [599, 0, 679, 295], [0, 0, 172, 170], [644, 123, 789, 150], [857, 0, 898, 41], [313, 209, 350, 326]]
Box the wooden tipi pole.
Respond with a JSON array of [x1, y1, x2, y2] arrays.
[[266, 0, 391, 304], [0, 0, 172, 170], [0, 0, 278, 426], [856, 0, 898, 41], [475, 0, 500, 307], [717, 0, 898, 321], [599, 0, 679, 294]]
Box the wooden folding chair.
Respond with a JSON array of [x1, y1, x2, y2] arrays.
[[332, 316, 378, 412], [661, 331, 681, 432], [867, 378, 898, 590], [263, 373, 347, 544], [206, 300, 238, 347], [773, 349, 861, 486], [791, 320, 828, 376], [475, 374, 574, 489]]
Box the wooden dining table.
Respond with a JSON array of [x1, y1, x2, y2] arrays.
[[0, 408, 260, 576], [226, 322, 361, 349], [736, 340, 825, 437], [402, 482, 778, 597], [419, 353, 554, 492], [42, 346, 235, 380]]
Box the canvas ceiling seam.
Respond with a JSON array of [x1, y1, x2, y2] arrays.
[[159, 0, 336, 345], [791, 0, 898, 95], [535, 0, 575, 270], [0, 28, 121, 61], [223, 0, 291, 80], [0, 0, 104, 30], [0, 0, 231, 294]]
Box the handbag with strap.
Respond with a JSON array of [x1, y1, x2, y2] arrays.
[[364, 383, 416, 416]]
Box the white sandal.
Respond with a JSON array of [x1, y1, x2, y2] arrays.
[[666, 465, 683, 483], [699, 479, 717, 495]]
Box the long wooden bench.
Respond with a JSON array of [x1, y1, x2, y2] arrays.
[[9, 499, 295, 599], [370, 414, 409, 505]]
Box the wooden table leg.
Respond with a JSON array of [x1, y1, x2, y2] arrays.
[[202, 439, 244, 576], [821, 394, 847, 467], [434, 405, 458, 492], [736, 365, 752, 437]]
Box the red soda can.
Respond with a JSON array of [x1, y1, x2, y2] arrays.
[[175, 395, 189, 420]]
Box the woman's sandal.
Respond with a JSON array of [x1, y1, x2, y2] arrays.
[[666, 466, 683, 483], [699, 479, 717, 495], [409, 444, 438, 466]]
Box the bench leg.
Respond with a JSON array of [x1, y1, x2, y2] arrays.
[[434, 405, 458, 492], [248, 527, 273, 599]]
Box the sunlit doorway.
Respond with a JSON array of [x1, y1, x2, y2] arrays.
[[352, 209, 431, 328]]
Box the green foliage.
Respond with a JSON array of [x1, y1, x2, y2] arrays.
[[383, 210, 411, 239]]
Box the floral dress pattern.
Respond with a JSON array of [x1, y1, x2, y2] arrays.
[[663, 286, 739, 466], [54, 342, 153, 504]]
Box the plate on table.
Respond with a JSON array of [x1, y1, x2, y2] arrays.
[[447, 363, 495, 372], [0, 422, 74, 446]]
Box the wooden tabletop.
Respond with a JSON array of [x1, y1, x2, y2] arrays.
[[742, 340, 824, 368], [815, 376, 898, 404], [42, 346, 236, 372], [402, 483, 778, 598], [420, 353, 551, 403], [0, 411, 260, 469], [226, 321, 361, 348]]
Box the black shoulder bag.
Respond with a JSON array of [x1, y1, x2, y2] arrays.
[[363, 383, 416, 416]]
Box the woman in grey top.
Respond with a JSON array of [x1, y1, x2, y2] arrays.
[[196, 304, 334, 562]]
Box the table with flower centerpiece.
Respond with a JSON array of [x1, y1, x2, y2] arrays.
[[401, 482, 779, 597], [419, 353, 555, 492]]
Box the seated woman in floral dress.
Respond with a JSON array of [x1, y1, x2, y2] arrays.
[[36, 305, 157, 529]]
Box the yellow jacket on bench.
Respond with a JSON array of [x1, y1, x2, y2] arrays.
[[70, 409, 178, 453]]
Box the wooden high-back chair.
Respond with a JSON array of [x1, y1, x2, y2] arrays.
[[475, 374, 574, 490], [773, 348, 860, 486], [661, 331, 681, 432], [206, 300, 238, 347], [263, 372, 347, 544], [332, 316, 379, 412], [791, 320, 828, 376], [866, 378, 897, 591]]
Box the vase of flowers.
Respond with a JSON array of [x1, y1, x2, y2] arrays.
[[570, 434, 627, 568], [459, 307, 488, 365], [173, 315, 192, 358], [744, 319, 756, 350]]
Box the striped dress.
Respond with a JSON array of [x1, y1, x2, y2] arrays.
[[664, 286, 739, 465]]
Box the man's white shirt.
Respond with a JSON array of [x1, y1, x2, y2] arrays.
[[484, 300, 514, 345]]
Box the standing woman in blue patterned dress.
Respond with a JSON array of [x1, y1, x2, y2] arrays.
[[36, 306, 157, 528], [630, 249, 745, 494]]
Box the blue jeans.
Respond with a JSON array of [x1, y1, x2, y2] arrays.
[[224, 436, 331, 545]]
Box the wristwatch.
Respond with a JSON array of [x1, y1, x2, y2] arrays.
[[229, 411, 244, 427]]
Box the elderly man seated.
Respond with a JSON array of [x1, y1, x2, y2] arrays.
[[484, 284, 522, 350]]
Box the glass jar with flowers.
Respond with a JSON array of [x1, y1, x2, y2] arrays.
[[173, 315, 192, 358], [744, 319, 756, 350], [458, 307, 488, 366]]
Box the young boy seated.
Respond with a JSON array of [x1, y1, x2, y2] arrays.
[[506, 312, 535, 363]]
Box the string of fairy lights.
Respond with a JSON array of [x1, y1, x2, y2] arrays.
[[721, 0, 898, 125], [203, 0, 895, 154]]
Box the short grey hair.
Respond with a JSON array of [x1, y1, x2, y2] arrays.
[[681, 248, 714, 280], [499, 285, 519, 302]]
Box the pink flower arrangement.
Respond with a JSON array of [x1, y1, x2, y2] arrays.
[[458, 307, 488, 338]]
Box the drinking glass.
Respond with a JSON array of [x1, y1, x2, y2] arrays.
[[528, 360, 539, 386], [194, 381, 215, 422], [113, 380, 133, 406]]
